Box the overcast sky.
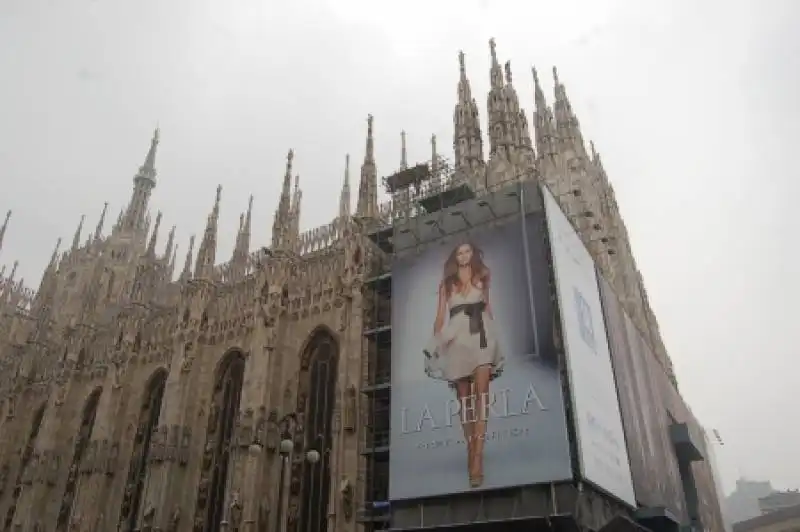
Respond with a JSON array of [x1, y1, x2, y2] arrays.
[[1, 0, 798, 496]]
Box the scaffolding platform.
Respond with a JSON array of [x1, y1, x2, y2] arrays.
[[392, 179, 543, 259]]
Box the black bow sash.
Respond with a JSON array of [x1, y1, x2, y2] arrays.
[[450, 301, 488, 349]]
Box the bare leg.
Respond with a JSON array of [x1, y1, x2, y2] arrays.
[[454, 379, 473, 476], [470, 365, 492, 487]]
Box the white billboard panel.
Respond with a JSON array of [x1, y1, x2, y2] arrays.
[[542, 185, 636, 507]]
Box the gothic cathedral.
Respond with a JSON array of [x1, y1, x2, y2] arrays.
[[0, 40, 678, 532]]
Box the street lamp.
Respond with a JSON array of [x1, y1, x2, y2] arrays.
[[271, 414, 323, 532]]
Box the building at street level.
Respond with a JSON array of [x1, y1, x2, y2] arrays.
[[0, 40, 724, 532]]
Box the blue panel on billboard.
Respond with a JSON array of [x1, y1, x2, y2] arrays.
[[389, 210, 573, 501], [542, 185, 637, 507]]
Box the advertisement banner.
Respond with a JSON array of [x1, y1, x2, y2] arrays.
[[389, 211, 573, 501], [597, 273, 685, 515], [542, 185, 636, 507]]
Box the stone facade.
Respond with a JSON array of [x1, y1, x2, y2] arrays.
[[0, 40, 685, 532]]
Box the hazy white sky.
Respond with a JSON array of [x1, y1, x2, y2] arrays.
[[1, 0, 798, 495]]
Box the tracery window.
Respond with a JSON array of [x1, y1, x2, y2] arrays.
[[118, 370, 166, 531], [193, 351, 245, 532], [2, 404, 45, 531], [56, 387, 102, 532], [291, 329, 339, 532]]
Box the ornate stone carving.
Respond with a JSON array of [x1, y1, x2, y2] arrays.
[[150, 425, 167, 462], [254, 406, 267, 447], [167, 424, 180, 462], [265, 409, 279, 452], [106, 441, 119, 475], [81, 440, 97, 475], [344, 384, 357, 432], [112, 361, 126, 389], [179, 425, 192, 466], [238, 408, 254, 448], [228, 492, 243, 531], [5, 395, 15, 418], [141, 505, 156, 532], [67, 512, 82, 532], [47, 451, 60, 486], [341, 478, 354, 521], [167, 506, 181, 532], [55, 382, 69, 406]]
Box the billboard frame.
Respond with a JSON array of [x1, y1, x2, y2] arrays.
[[540, 183, 637, 509]]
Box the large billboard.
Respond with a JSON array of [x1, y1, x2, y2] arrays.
[[389, 210, 573, 500], [597, 272, 685, 515], [542, 185, 637, 507]]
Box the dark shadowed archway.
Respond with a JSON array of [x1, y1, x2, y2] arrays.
[[193, 350, 246, 532], [288, 327, 339, 532], [118, 369, 167, 531], [2, 403, 46, 531], [56, 387, 103, 532]]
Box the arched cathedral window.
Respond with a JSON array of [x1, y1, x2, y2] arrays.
[[56, 388, 102, 532], [288, 329, 339, 532], [193, 351, 245, 532], [2, 404, 46, 531], [117, 370, 166, 531]]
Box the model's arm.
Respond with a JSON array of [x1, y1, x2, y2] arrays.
[[434, 281, 447, 334], [484, 271, 494, 319]]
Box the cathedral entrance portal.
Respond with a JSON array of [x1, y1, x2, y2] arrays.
[[118, 369, 167, 531], [193, 350, 245, 532], [289, 328, 339, 532]]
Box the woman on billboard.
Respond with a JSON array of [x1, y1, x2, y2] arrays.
[[424, 241, 504, 488]]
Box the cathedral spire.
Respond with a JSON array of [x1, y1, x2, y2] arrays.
[[48, 238, 62, 269], [244, 195, 253, 239], [147, 211, 163, 257], [94, 202, 108, 241], [279, 149, 293, 219], [552, 66, 587, 158], [34, 237, 62, 301], [72, 214, 85, 251], [272, 150, 295, 250], [339, 154, 351, 218], [431, 134, 439, 174], [290, 175, 303, 241], [292, 176, 302, 218], [502, 60, 535, 170], [122, 128, 160, 234], [532, 66, 557, 160], [163, 225, 176, 261], [6, 261, 17, 285], [142, 126, 160, 176], [400, 131, 408, 170], [488, 38, 503, 90], [180, 235, 195, 283], [365, 114, 375, 163], [356, 114, 379, 219], [0, 210, 10, 256], [232, 196, 253, 276], [194, 186, 221, 279], [486, 39, 512, 160], [169, 243, 178, 280], [453, 51, 485, 185]]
